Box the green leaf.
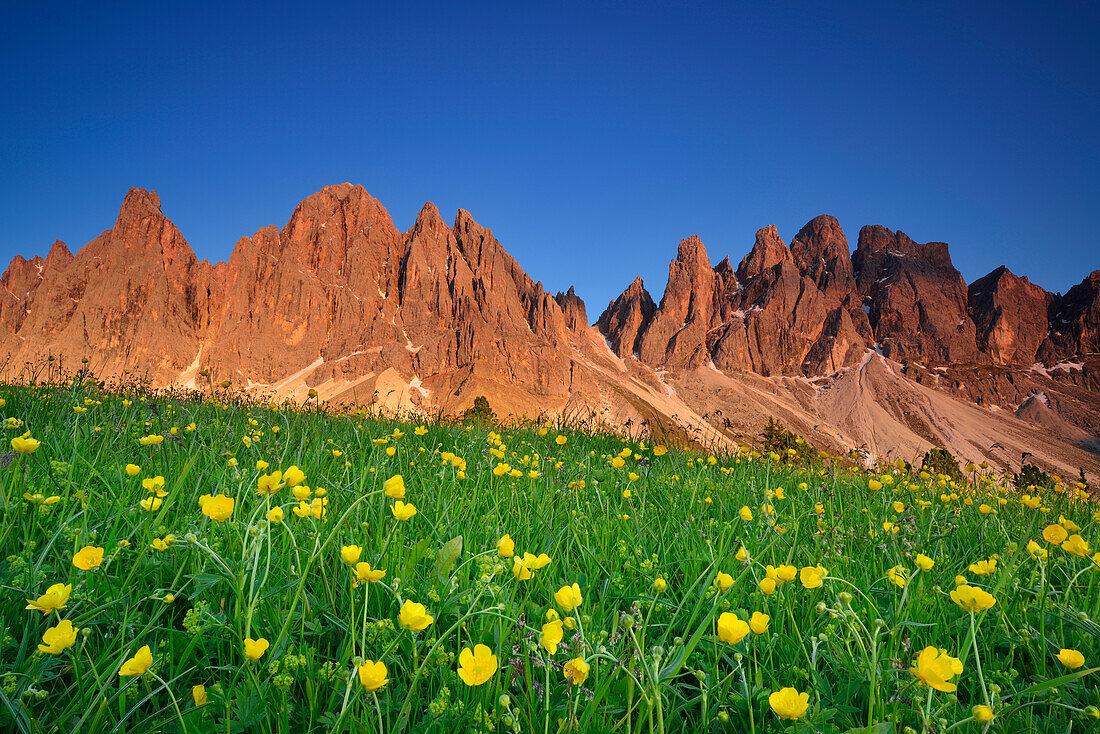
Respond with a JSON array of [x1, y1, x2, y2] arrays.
[[842, 724, 894, 734], [1014, 667, 1098, 698], [433, 535, 462, 581]]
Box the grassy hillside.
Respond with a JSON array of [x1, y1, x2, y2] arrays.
[[0, 380, 1097, 733]]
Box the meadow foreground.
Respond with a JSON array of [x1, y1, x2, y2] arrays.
[[1, 382, 1098, 733]]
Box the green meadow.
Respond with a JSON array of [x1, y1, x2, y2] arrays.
[[1, 380, 1097, 733]]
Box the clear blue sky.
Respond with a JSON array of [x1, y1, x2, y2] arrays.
[[2, 1, 1097, 313]]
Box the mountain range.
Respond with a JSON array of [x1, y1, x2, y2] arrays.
[[2, 184, 1098, 476]]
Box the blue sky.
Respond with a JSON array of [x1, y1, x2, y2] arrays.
[[2, 1, 1097, 312]]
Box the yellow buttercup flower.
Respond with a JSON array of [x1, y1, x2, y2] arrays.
[[1056, 648, 1085, 669], [554, 583, 583, 612], [72, 546, 105, 571], [125, 463, 141, 476], [1027, 540, 1048, 559], [26, 583, 71, 614], [653, 576, 667, 593], [555, 435, 567, 446], [358, 660, 389, 691], [139, 496, 163, 512], [1061, 534, 1090, 557], [951, 584, 996, 612], [541, 619, 564, 654], [714, 571, 734, 590], [563, 656, 589, 685], [340, 545, 362, 565], [256, 471, 285, 495], [759, 577, 777, 595], [800, 565, 827, 589], [886, 565, 907, 588], [910, 646, 963, 692], [457, 644, 498, 686], [972, 705, 994, 723], [497, 534, 515, 557], [716, 612, 750, 645], [769, 687, 809, 720], [391, 500, 417, 521], [38, 619, 79, 654], [749, 611, 770, 634], [968, 557, 996, 576], [11, 435, 41, 454], [244, 637, 269, 661], [283, 465, 306, 486], [137, 434, 163, 446], [384, 474, 406, 498], [119, 645, 153, 676], [268, 506, 285, 524], [199, 494, 234, 522], [915, 553, 934, 571], [353, 562, 386, 587], [1043, 524, 1068, 545], [398, 600, 434, 631], [192, 685, 207, 706]]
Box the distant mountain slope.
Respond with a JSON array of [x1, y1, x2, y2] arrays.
[[3, 186, 1098, 476]]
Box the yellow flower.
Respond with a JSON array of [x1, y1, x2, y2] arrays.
[[714, 571, 734, 590], [119, 645, 154, 676], [800, 565, 827, 589], [457, 644, 498, 686], [192, 685, 207, 706], [555, 435, 567, 446], [950, 584, 997, 612], [1043, 524, 1069, 545], [358, 660, 389, 691], [26, 583, 71, 614], [256, 471, 284, 495], [398, 600, 434, 631], [137, 434, 164, 446], [735, 546, 749, 563], [385, 446, 396, 457], [199, 494, 234, 522], [893, 501, 904, 513], [653, 577, 667, 593], [125, 463, 141, 476], [1056, 648, 1085, 669], [759, 577, 777, 595], [1059, 515, 1082, 533], [910, 646, 963, 692], [139, 496, 163, 512], [497, 534, 515, 558], [555, 583, 583, 612], [968, 558, 996, 576], [868, 479, 882, 491], [769, 687, 809, 720], [1092, 552, 1100, 570], [972, 705, 994, 723], [255, 459, 269, 471], [541, 619, 564, 654], [1061, 534, 1090, 557], [384, 474, 406, 498], [749, 611, 770, 634], [652, 445, 667, 456], [292, 485, 312, 500], [1027, 540, 1048, 559], [716, 612, 750, 645], [563, 657, 589, 685], [391, 500, 417, 521], [268, 506, 285, 524], [915, 554, 934, 571], [283, 465, 306, 486], [11, 435, 41, 454], [72, 545, 105, 571], [150, 536, 173, 551], [353, 562, 386, 587], [886, 565, 907, 588], [739, 506, 753, 521], [38, 619, 79, 654], [243, 637, 269, 661], [341, 545, 362, 565]]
